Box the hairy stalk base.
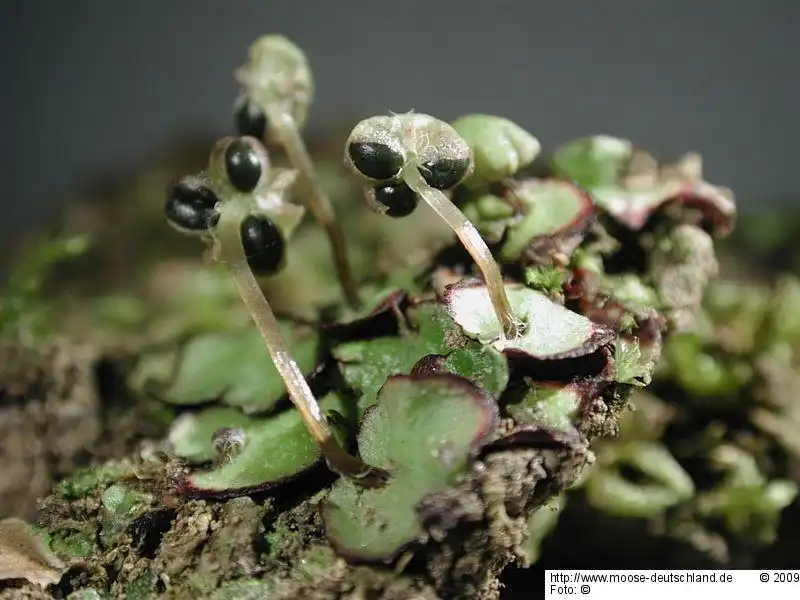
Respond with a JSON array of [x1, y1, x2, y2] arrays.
[[214, 205, 382, 485], [402, 165, 521, 339]]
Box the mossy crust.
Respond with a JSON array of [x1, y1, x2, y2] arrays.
[[4, 44, 796, 600]]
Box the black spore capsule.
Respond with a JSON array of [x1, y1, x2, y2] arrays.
[[164, 176, 220, 232], [240, 215, 286, 275], [225, 138, 264, 192], [419, 157, 472, 189], [234, 94, 267, 139], [367, 182, 419, 218], [347, 142, 404, 181]]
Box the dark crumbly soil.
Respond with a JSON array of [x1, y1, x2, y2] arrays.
[[0, 340, 167, 522], [0, 341, 102, 521], [0, 385, 613, 600]]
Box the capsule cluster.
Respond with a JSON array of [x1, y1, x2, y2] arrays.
[[231, 35, 315, 141], [344, 114, 474, 218], [164, 136, 288, 276]]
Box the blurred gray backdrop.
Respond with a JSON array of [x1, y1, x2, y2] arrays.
[[2, 0, 798, 236]]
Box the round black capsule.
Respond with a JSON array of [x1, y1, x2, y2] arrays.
[[371, 183, 419, 218], [419, 157, 471, 190], [234, 95, 267, 139], [240, 215, 286, 275], [225, 139, 263, 192], [348, 142, 404, 181], [164, 176, 220, 232]]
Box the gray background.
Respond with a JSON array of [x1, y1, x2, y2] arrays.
[[2, 0, 798, 236]]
